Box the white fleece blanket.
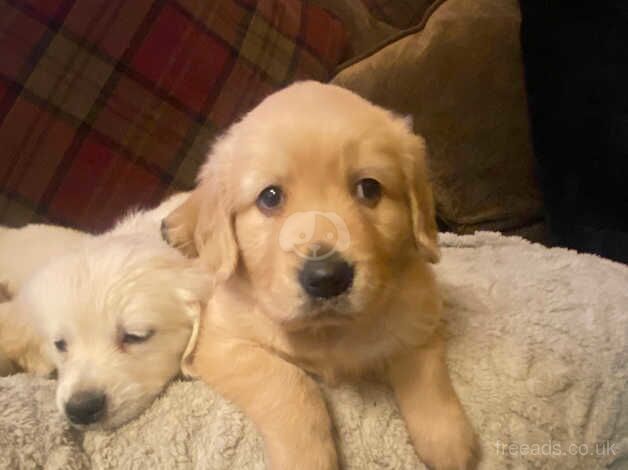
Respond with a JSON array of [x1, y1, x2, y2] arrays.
[[1, 232, 626, 469]]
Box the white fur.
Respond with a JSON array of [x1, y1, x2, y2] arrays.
[[0, 224, 90, 293], [1, 192, 209, 429]]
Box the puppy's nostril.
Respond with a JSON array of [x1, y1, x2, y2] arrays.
[[65, 390, 107, 425], [299, 255, 354, 299]]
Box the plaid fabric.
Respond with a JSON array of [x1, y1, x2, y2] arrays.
[[0, 0, 347, 231]]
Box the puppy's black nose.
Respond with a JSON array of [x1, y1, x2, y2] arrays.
[[299, 253, 354, 299], [65, 390, 106, 425]]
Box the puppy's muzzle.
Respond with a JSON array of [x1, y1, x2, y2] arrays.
[[65, 390, 107, 425], [298, 251, 354, 299]]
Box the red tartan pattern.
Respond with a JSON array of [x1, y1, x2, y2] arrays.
[[0, 0, 347, 231]]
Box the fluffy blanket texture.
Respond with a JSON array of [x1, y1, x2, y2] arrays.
[[1, 232, 626, 469]]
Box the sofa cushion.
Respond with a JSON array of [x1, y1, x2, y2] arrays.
[[310, 0, 440, 59], [0, 0, 347, 231], [360, 0, 437, 29], [309, 0, 398, 57], [333, 0, 544, 236]]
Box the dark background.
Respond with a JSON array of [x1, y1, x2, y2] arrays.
[[519, 1, 628, 264]]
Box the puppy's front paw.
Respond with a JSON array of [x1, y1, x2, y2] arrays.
[[413, 406, 478, 470]]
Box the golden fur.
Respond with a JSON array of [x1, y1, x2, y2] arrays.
[[164, 82, 478, 469]]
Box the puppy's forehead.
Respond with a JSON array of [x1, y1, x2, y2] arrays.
[[249, 81, 385, 121], [232, 91, 407, 199], [24, 238, 188, 334], [237, 131, 401, 203]]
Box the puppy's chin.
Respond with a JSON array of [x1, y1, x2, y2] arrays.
[[284, 311, 355, 333], [254, 286, 387, 334], [259, 294, 358, 333]]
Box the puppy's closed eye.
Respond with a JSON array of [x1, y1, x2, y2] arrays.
[[121, 330, 154, 345]]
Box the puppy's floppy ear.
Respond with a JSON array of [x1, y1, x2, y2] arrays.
[[402, 133, 441, 263], [180, 304, 200, 378], [164, 174, 238, 282], [162, 189, 203, 258], [0, 300, 54, 376], [171, 264, 209, 377]]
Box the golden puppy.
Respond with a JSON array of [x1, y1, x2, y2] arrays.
[[164, 82, 477, 469]]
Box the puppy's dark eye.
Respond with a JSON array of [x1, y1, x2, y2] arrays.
[[355, 178, 382, 206], [54, 339, 67, 352], [256, 186, 284, 213], [122, 330, 154, 345]]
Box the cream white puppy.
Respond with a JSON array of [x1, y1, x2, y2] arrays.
[[0, 194, 209, 429]]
